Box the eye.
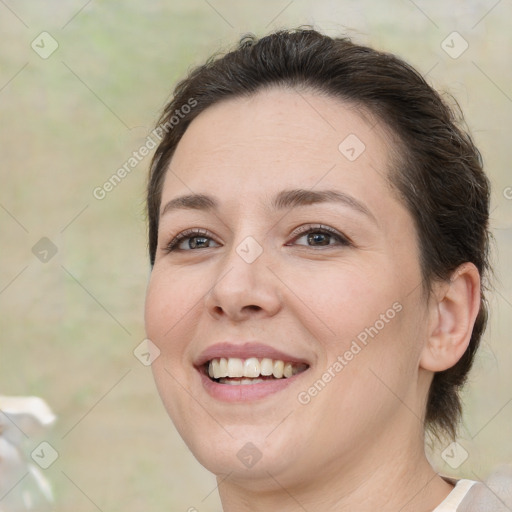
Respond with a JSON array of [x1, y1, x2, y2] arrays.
[[164, 229, 220, 252], [288, 224, 351, 248]]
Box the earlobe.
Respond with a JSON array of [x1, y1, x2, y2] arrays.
[[420, 263, 481, 372]]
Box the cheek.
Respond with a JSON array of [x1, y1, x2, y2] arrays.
[[144, 266, 204, 345], [145, 269, 203, 429], [329, 297, 425, 424], [144, 267, 206, 395], [300, 262, 420, 400], [288, 259, 398, 341]]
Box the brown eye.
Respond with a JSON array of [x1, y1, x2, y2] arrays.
[[290, 225, 351, 248]]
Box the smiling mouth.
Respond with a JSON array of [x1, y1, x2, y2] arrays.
[[204, 357, 309, 385]]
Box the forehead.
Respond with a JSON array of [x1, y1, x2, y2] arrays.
[[162, 87, 399, 215]]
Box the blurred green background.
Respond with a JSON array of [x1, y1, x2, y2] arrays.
[[1, 1, 511, 510]]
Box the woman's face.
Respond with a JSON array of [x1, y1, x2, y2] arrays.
[[145, 88, 432, 488]]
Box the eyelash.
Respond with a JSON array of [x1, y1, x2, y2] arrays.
[[163, 224, 351, 253], [164, 228, 212, 252]]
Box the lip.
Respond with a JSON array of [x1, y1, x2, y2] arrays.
[[199, 372, 307, 401], [194, 342, 311, 367], [194, 341, 311, 402]]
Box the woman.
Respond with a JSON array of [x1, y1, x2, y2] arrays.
[[143, 28, 499, 510]]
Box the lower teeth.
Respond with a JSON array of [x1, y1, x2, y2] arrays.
[[218, 377, 269, 385]]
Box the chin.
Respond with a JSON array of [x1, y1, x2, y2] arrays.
[[173, 418, 317, 488]]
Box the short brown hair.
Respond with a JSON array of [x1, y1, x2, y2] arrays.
[[147, 28, 491, 440]]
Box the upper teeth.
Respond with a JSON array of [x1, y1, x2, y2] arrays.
[[207, 357, 306, 380]]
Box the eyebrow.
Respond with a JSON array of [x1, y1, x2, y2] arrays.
[[160, 189, 377, 224]]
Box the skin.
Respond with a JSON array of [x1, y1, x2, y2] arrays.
[[144, 88, 481, 511]]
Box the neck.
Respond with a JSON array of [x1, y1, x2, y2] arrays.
[[217, 419, 453, 512]]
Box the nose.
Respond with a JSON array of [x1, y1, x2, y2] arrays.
[[204, 238, 282, 322]]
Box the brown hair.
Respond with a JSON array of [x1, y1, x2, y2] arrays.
[[147, 28, 491, 439]]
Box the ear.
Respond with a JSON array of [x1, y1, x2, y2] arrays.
[[419, 262, 481, 372]]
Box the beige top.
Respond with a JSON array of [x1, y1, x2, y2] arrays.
[[432, 479, 477, 511]]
